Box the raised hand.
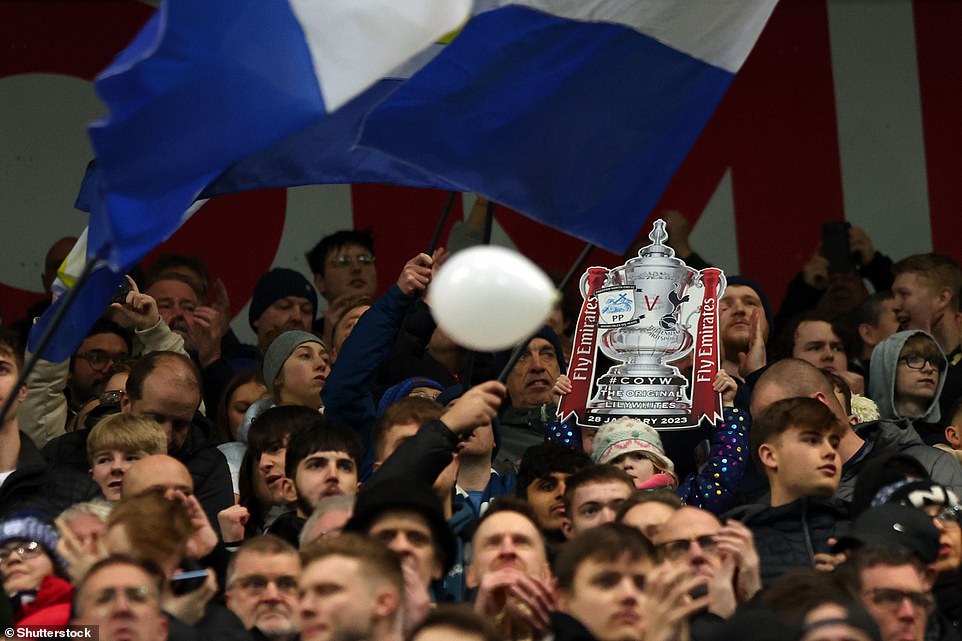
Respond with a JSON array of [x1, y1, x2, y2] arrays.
[[440, 381, 506, 436], [110, 276, 162, 330], [397, 253, 434, 296]]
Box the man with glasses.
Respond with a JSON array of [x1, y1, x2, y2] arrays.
[[226, 535, 301, 641], [305, 230, 378, 346], [652, 506, 761, 619], [23, 277, 194, 448], [837, 545, 933, 641], [876, 479, 962, 631], [72, 554, 169, 641], [19, 319, 131, 448]]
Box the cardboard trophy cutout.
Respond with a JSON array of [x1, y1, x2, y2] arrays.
[[559, 219, 725, 431]]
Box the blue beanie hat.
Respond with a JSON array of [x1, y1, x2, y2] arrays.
[[249, 268, 318, 331], [0, 514, 67, 571], [376, 377, 444, 418]]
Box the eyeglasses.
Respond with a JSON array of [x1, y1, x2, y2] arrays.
[[657, 535, 718, 560], [0, 541, 43, 563], [328, 254, 375, 269], [933, 504, 962, 525], [90, 586, 156, 608], [75, 350, 131, 369], [898, 353, 946, 371], [230, 574, 299, 596], [99, 389, 125, 406], [863, 588, 935, 613]]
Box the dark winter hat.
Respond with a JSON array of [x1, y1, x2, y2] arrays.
[[832, 504, 940, 564], [725, 275, 773, 332], [0, 514, 67, 571], [493, 325, 567, 383], [263, 330, 324, 394], [376, 377, 444, 418], [849, 452, 929, 517], [874, 479, 960, 512], [345, 477, 456, 574], [249, 268, 317, 331]]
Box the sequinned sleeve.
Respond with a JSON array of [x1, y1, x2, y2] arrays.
[[676, 407, 749, 515]]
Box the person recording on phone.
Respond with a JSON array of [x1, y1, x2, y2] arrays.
[[774, 223, 894, 337]]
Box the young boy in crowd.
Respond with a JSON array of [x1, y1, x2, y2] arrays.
[[86, 413, 167, 501], [729, 396, 849, 586]]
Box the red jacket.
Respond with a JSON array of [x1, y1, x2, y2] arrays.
[[15, 575, 73, 629]]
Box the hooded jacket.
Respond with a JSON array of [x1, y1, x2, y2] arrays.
[[869, 330, 947, 424], [843, 419, 962, 500]]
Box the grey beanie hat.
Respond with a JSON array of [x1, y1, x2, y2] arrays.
[[263, 330, 324, 394]]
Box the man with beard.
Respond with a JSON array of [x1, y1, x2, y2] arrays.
[[226, 535, 301, 641], [718, 277, 771, 382], [516, 443, 592, 553], [267, 418, 362, 546]]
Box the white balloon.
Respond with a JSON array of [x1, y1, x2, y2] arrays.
[[431, 246, 557, 351]]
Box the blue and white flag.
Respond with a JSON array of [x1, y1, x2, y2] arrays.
[[203, 45, 463, 197], [30, 0, 469, 360], [357, 0, 777, 253]]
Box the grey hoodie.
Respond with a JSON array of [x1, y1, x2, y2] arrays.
[[868, 330, 946, 424]]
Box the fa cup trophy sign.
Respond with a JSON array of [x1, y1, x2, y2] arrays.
[[559, 219, 726, 431]]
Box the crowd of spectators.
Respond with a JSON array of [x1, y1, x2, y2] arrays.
[[2, 209, 962, 641]]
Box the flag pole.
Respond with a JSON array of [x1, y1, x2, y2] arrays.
[[481, 199, 494, 244], [459, 198, 497, 392], [426, 191, 458, 255], [0, 259, 98, 426], [559, 242, 594, 292]]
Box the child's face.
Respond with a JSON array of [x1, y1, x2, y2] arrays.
[[610, 451, 656, 485], [90, 449, 150, 501], [895, 345, 941, 409]]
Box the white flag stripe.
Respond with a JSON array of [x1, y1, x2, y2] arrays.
[[290, 0, 470, 111], [504, 0, 778, 72]]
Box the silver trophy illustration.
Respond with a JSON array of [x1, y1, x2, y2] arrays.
[[586, 219, 698, 416]]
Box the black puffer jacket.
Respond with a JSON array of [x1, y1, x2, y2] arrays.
[[1, 431, 99, 520], [726, 497, 850, 587]]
